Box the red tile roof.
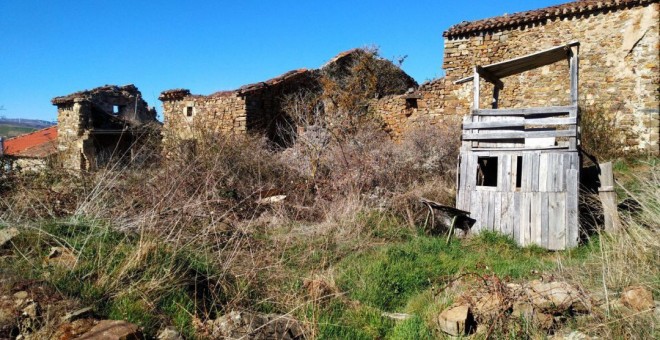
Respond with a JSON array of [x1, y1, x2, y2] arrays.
[[3, 126, 58, 158], [444, 0, 658, 37]]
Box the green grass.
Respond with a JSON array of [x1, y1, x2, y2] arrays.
[[0, 124, 37, 138], [0, 219, 228, 338], [337, 231, 551, 312]]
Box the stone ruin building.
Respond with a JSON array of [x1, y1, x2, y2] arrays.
[[1, 126, 58, 171], [159, 49, 417, 149], [375, 0, 659, 153], [51, 84, 159, 170]]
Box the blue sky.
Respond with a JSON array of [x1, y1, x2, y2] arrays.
[[0, 0, 562, 121]]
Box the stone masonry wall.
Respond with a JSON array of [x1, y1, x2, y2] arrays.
[[56, 101, 90, 169], [53, 85, 158, 170], [376, 3, 659, 151], [161, 93, 247, 148], [443, 3, 659, 151], [374, 78, 469, 139]]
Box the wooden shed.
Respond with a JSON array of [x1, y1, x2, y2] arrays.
[[456, 42, 581, 250]]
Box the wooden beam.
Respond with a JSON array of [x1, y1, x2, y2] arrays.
[[474, 105, 576, 116], [569, 46, 579, 107], [476, 66, 504, 90], [471, 146, 571, 151], [463, 117, 576, 130], [462, 126, 577, 140], [473, 67, 480, 111]]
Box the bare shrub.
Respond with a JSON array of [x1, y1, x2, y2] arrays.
[[580, 104, 640, 162]]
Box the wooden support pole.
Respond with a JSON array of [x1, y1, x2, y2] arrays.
[[473, 67, 480, 111], [598, 162, 621, 232]]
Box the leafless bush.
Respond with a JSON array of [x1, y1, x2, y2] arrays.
[[580, 104, 640, 163]]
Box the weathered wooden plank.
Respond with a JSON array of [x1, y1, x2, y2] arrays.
[[473, 67, 480, 111], [539, 153, 549, 192], [474, 106, 576, 116], [464, 154, 474, 191], [570, 46, 579, 107], [471, 191, 482, 233], [459, 155, 467, 191], [463, 119, 524, 129], [520, 193, 531, 246], [500, 154, 511, 192], [530, 151, 541, 192], [549, 193, 567, 250], [462, 117, 577, 130], [548, 154, 558, 192], [599, 162, 622, 232], [540, 193, 550, 247], [531, 193, 543, 247], [494, 192, 502, 233], [486, 191, 495, 231], [499, 192, 508, 235], [566, 169, 579, 248], [504, 192, 514, 237], [525, 117, 577, 126], [513, 192, 521, 242], [471, 146, 570, 151], [463, 127, 577, 140]]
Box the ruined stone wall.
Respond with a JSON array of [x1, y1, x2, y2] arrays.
[[53, 85, 159, 170], [374, 78, 468, 139], [161, 93, 248, 147], [56, 101, 90, 169], [443, 3, 659, 151], [161, 71, 319, 147]]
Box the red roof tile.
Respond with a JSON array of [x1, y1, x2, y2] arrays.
[[444, 0, 658, 37], [3, 126, 58, 158]]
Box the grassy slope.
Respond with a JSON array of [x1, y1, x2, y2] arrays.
[[0, 124, 37, 138], [0, 159, 658, 339]]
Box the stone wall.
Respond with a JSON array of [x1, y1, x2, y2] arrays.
[[374, 78, 468, 139], [376, 2, 659, 151], [53, 85, 158, 170], [160, 92, 247, 148], [442, 3, 659, 151], [56, 101, 89, 169]]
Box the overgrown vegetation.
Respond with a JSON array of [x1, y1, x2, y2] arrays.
[[0, 51, 657, 338]]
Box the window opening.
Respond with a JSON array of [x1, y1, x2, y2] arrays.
[[186, 106, 193, 117], [476, 156, 498, 187], [516, 156, 523, 188], [405, 98, 418, 109], [112, 105, 120, 115]]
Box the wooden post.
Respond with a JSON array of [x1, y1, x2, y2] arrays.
[[599, 162, 621, 232], [473, 66, 480, 111], [569, 45, 579, 150], [569, 45, 579, 107]]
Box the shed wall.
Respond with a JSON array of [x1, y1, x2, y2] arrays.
[[457, 151, 579, 249]]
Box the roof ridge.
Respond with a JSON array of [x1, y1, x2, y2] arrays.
[[444, 0, 658, 37]]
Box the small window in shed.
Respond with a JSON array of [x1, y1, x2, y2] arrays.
[[405, 98, 418, 109], [516, 156, 523, 189], [476, 156, 498, 187], [112, 105, 120, 115], [186, 106, 193, 117]]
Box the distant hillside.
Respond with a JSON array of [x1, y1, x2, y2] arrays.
[[0, 117, 55, 129], [0, 116, 56, 139]]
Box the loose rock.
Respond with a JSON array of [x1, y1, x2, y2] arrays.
[[0, 227, 19, 248], [620, 286, 655, 311], [204, 311, 306, 339], [43, 247, 77, 268], [77, 320, 143, 340], [437, 304, 475, 336], [157, 326, 183, 340]]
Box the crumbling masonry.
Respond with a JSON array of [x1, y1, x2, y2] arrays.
[[52, 84, 158, 170], [375, 0, 659, 152]]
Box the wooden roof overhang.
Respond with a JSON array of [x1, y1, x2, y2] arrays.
[[455, 41, 580, 86], [458, 41, 581, 152]]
